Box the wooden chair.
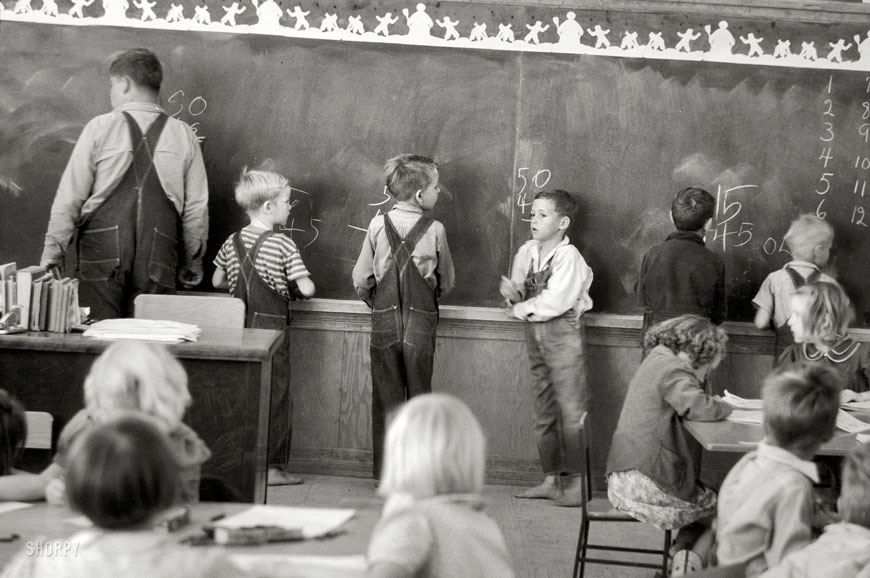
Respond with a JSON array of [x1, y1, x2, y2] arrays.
[[572, 412, 672, 578], [133, 294, 245, 328], [24, 411, 53, 450]]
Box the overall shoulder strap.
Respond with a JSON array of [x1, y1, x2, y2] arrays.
[[784, 266, 808, 289], [401, 216, 434, 253]]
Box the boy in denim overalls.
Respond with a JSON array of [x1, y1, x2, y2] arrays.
[[352, 154, 455, 479], [500, 190, 593, 506]]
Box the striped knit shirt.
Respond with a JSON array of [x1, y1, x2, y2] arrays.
[[214, 225, 310, 299]]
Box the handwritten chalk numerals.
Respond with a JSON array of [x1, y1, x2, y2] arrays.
[[762, 235, 792, 256], [852, 206, 868, 227], [819, 147, 834, 168], [168, 90, 208, 143], [515, 167, 552, 214], [710, 184, 756, 251]]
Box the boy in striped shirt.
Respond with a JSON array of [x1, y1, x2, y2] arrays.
[[213, 168, 315, 486]]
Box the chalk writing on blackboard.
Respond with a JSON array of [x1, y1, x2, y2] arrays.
[[167, 90, 208, 143]]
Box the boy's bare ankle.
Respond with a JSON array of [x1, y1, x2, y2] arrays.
[[514, 476, 562, 500]]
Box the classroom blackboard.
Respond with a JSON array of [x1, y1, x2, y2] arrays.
[[1, 20, 869, 322]]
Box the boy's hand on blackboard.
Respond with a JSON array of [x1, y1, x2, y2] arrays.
[[499, 275, 521, 303], [178, 259, 204, 288]]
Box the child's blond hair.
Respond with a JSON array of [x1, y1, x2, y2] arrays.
[[379, 393, 485, 498], [793, 281, 854, 346], [783, 214, 834, 264], [234, 167, 289, 212], [762, 363, 841, 454], [839, 443, 870, 527], [83, 341, 191, 431], [384, 154, 438, 202]]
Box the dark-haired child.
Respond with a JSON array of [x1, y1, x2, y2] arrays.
[[352, 154, 455, 479], [500, 189, 593, 506], [606, 315, 731, 574], [0, 415, 249, 578], [0, 389, 27, 478], [639, 187, 726, 340], [716, 364, 842, 577]]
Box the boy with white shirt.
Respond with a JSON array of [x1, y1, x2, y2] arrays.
[[500, 189, 593, 507]]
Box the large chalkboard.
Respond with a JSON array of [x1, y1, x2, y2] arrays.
[[1, 20, 869, 322]]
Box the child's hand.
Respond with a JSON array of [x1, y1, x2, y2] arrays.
[[46, 478, 67, 506], [841, 389, 859, 403], [499, 276, 522, 303], [501, 304, 515, 319]]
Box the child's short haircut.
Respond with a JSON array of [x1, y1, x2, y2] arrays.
[[379, 393, 485, 498], [109, 48, 162, 93], [793, 281, 854, 346], [0, 389, 27, 476], [384, 154, 438, 202], [671, 187, 715, 231], [643, 314, 727, 369], [840, 443, 870, 527], [762, 363, 841, 454], [784, 214, 834, 262], [234, 167, 290, 212], [534, 189, 578, 220], [84, 341, 191, 431], [66, 415, 179, 529]]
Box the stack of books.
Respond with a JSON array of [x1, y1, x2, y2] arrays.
[[0, 263, 83, 333]]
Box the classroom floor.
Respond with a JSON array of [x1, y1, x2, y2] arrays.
[[267, 475, 667, 578]]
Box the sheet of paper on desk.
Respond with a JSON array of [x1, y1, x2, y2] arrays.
[[0, 502, 32, 516], [843, 400, 870, 411], [836, 410, 870, 434], [723, 391, 763, 410], [83, 319, 202, 342], [726, 410, 763, 424], [214, 506, 356, 539], [231, 554, 366, 578]]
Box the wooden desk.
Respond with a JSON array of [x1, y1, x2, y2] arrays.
[[0, 329, 284, 503], [0, 502, 378, 573], [684, 413, 870, 457]]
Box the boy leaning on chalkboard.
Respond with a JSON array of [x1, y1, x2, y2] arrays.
[[352, 154, 455, 480], [638, 187, 726, 344], [499, 190, 593, 507], [752, 214, 836, 358], [212, 167, 315, 487]]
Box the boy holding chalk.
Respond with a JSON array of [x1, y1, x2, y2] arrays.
[[500, 189, 593, 506], [40, 48, 208, 319], [352, 154, 455, 480]]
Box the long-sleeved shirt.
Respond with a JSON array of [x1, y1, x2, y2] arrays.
[[759, 522, 870, 578], [41, 101, 209, 265], [717, 442, 819, 577], [508, 236, 593, 322], [752, 261, 837, 329], [352, 201, 454, 303]]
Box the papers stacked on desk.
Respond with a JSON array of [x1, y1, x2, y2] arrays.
[[213, 505, 356, 540], [726, 406, 870, 434], [82, 319, 201, 343]]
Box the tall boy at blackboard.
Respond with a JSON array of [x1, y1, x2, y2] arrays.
[[352, 154, 455, 480], [638, 187, 725, 341], [752, 214, 835, 357], [40, 48, 209, 319], [213, 168, 315, 486], [500, 190, 593, 506]]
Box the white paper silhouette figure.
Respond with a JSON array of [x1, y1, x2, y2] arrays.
[[827, 38, 852, 63], [469, 21, 487, 41], [165, 2, 184, 22], [740, 32, 764, 57], [495, 23, 514, 43], [14, 0, 34, 14], [101, 0, 129, 21], [647, 31, 665, 51], [799, 41, 817, 61], [620, 30, 639, 51], [346, 14, 363, 34], [133, 0, 156, 21], [319, 11, 338, 32], [40, 0, 59, 16], [285, 5, 308, 29], [220, 2, 245, 26], [374, 12, 398, 36], [773, 39, 792, 59], [553, 11, 583, 47], [588, 24, 610, 49], [403, 3, 433, 39], [675, 28, 700, 53], [856, 32, 870, 64], [192, 2, 211, 24], [68, 0, 94, 18], [436, 16, 459, 41], [524, 20, 549, 45], [252, 0, 282, 28], [705, 21, 735, 55]]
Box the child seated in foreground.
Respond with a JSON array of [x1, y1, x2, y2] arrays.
[[366, 393, 515, 578], [606, 314, 732, 575], [0, 415, 249, 578], [0, 389, 27, 480], [716, 363, 842, 577], [759, 442, 870, 578]]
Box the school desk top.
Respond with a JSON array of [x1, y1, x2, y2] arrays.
[[684, 412, 870, 457], [0, 501, 379, 573]]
